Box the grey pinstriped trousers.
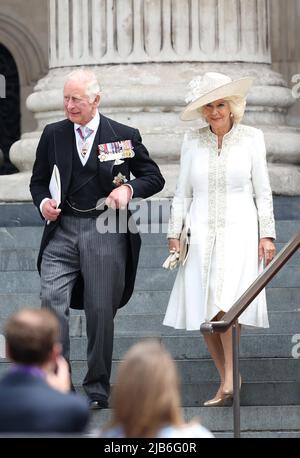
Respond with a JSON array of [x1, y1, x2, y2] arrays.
[[40, 215, 127, 400]]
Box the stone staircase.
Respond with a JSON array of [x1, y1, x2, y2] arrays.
[[0, 199, 300, 437]]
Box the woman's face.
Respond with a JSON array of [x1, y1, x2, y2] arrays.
[[202, 99, 231, 132]]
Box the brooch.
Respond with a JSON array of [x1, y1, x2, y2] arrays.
[[113, 172, 128, 187]]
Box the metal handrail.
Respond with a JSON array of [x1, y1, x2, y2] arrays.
[[200, 230, 300, 437]]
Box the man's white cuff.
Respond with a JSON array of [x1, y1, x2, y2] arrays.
[[123, 184, 134, 199], [40, 198, 50, 219]]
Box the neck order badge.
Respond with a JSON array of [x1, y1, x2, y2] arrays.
[[77, 126, 94, 157]]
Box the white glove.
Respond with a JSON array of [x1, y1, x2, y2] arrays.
[[162, 250, 180, 270]]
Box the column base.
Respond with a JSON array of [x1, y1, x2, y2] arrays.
[[0, 171, 32, 202], [2, 62, 300, 200]]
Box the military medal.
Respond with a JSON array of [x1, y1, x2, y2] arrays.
[[122, 140, 135, 158], [98, 140, 135, 162]]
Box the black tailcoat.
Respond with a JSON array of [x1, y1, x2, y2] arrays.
[[30, 114, 165, 309]]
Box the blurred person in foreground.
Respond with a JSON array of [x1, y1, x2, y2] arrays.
[[0, 308, 89, 433], [164, 72, 276, 406], [99, 340, 213, 438]]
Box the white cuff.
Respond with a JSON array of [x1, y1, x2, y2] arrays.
[[40, 198, 51, 219], [123, 184, 134, 199]]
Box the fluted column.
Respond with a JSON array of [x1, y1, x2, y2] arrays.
[[271, 0, 300, 125], [2, 0, 299, 201], [49, 0, 271, 66]]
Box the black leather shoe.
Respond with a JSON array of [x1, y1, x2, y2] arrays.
[[89, 399, 108, 410]]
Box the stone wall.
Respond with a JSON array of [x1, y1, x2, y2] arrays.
[[0, 0, 299, 132], [0, 0, 48, 133], [0, 0, 299, 200]]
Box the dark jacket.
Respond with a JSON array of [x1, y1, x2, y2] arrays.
[[0, 371, 89, 433], [29, 114, 165, 309]]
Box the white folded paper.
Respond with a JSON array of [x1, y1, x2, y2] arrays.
[[49, 164, 61, 208]]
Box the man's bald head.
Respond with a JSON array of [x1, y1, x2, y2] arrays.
[[5, 309, 60, 365]]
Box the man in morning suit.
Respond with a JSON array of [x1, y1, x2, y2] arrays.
[[0, 308, 89, 433], [30, 69, 165, 409]]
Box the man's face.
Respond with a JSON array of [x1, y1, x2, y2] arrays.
[[63, 80, 100, 125]]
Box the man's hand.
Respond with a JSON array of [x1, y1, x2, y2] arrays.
[[45, 356, 71, 394], [105, 185, 132, 210], [42, 199, 61, 221], [259, 237, 276, 266]]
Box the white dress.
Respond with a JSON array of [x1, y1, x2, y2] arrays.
[[163, 124, 276, 331]]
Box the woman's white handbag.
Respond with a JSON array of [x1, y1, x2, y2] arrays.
[[162, 214, 191, 270]]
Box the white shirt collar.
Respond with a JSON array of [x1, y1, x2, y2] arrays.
[[74, 110, 100, 133]]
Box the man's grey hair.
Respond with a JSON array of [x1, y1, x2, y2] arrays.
[[65, 69, 101, 103], [199, 96, 247, 124]]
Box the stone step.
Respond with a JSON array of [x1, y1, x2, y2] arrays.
[[138, 220, 299, 244], [0, 271, 41, 294], [0, 203, 42, 227], [0, 227, 43, 249], [1, 197, 299, 224], [0, 249, 38, 271], [0, 288, 298, 321], [1, 357, 299, 383], [0, 307, 299, 336], [1, 241, 299, 271], [114, 311, 300, 336], [1, 265, 299, 294], [0, 220, 299, 250], [273, 197, 300, 221], [80, 381, 300, 407], [276, 243, 300, 265], [1, 360, 299, 406], [123, 286, 300, 313], [86, 405, 300, 433], [69, 334, 299, 360], [84, 357, 300, 384], [78, 311, 300, 337], [137, 266, 300, 290], [180, 381, 300, 407]]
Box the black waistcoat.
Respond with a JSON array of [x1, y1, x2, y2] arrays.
[[63, 135, 107, 216]]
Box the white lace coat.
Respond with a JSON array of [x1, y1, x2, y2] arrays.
[[163, 124, 276, 330]]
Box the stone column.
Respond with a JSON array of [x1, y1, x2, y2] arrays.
[[271, 0, 300, 126], [2, 0, 299, 200]]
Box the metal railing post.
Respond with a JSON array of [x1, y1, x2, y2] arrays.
[[232, 321, 240, 438], [200, 231, 300, 438]]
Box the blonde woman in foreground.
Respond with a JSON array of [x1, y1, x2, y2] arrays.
[[99, 340, 213, 438]]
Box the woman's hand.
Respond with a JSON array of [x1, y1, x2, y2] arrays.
[[259, 238, 276, 266], [168, 238, 180, 253]]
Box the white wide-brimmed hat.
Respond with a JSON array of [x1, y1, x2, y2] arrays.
[[180, 72, 254, 121]]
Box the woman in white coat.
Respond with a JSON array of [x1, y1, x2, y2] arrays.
[[164, 72, 276, 406]]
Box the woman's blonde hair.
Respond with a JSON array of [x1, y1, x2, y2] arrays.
[[107, 340, 183, 438], [199, 95, 246, 124]]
